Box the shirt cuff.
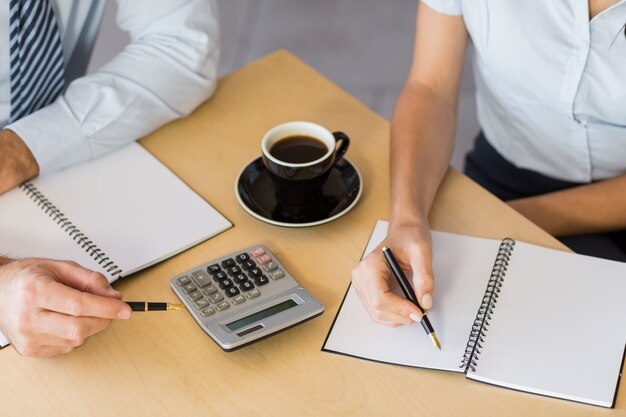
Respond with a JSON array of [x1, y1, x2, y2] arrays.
[[421, 0, 463, 15], [5, 98, 92, 175]]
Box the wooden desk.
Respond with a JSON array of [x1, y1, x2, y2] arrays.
[[0, 51, 621, 416]]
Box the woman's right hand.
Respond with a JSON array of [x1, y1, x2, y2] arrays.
[[351, 222, 435, 327], [349, 0, 468, 328]]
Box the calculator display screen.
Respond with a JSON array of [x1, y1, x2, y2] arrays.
[[227, 299, 298, 331]]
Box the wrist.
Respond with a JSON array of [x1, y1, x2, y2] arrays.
[[390, 201, 429, 230], [389, 212, 429, 234], [0, 129, 39, 193]]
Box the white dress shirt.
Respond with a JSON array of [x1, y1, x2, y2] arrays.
[[423, 0, 626, 182], [0, 0, 219, 174]]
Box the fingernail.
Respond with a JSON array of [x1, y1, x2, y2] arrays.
[[107, 287, 121, 296], [409, 313, 422, 322], [118, 308, 131, 319], [421, 293, 432, 309]]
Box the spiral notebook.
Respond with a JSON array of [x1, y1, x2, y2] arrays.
[[323, 220, 626, 408], [0, 143, 232, 347]]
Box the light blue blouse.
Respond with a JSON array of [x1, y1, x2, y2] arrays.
[[423, 0, 626, 182]]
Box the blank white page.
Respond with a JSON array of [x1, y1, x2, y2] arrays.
[[323, 220, 502, 372], [29, 143, 231, 280], [0, 187, 101, 271], [469, 241, 626, 407]]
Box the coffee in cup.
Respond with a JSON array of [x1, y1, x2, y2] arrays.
[[261, 121, 350, 208], [269, 135, 328, 164]]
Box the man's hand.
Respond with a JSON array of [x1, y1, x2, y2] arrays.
[[0, 258, 131, 357], [0, 130, 39, 195]]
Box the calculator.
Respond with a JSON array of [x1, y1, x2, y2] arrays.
[[170, 245, 324, 351]]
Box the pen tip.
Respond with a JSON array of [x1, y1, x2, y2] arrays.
[[168, 303, 186, 311], [430, 333, 442, 350]]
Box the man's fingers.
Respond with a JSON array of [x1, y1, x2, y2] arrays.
[[49, 261, 121, 298], [27, 333, 81, 348], [38, 280, 131, 319], [34, 311, 111, 342], [16, 345, 73, 358], [39, 335, 82, 348]]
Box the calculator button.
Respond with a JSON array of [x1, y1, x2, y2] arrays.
[[246, 289, 261, 299], [256, 254, 272, 265], [193, 298, 210, 310], [263, 262, 278, 272], [235, 253, 250, 263], [250, 247, 266, 257], [269, 269, 284, 280], [182, 283, 197, 294], [207, 264, 222, 275], [221, 258, 236, 268], [176, 275, 191, 286], [248, 267, 263, 277], [241, 260, 256, 270], [201, 307, 215, 317], [226, 266, 242, 276], [232, 295, 246, 305], [188, 291, 203, 301], [218, 278, 234, 289], [203, 285, 218, 296], [234, 273, 248, 284], [208, 293, 224, 303], [215, 301, 230, 311], [254, 275, 269, 286], [191, 271, 212, 288], [213, 271, 227, 282], [240, 280, 255, 292], [225, 287, 240, 298]]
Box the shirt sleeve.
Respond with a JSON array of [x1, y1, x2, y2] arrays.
[[421, 0, 463, 16], [6, 0, 220, 175]]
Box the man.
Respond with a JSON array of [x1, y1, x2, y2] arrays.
[[0, 0, 219, 357]]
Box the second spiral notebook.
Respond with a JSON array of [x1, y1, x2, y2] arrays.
[[323, 220, 626, 408], [0, 142, 231, 283]]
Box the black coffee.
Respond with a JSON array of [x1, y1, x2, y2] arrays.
[[269, 135, 328, 164]]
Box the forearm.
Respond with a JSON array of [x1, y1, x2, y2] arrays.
[[509, 174, 626, 236], [0, 130, 39, 194], [389, 82, 458, 227]]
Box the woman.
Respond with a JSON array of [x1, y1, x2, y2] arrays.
[[352, 0, 626, 327]]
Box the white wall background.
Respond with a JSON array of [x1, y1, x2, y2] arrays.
[[89, 0, 479, 170]]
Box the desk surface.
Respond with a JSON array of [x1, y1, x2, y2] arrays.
[[1, 51, 622, 416]]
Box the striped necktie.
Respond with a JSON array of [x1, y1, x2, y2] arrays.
[[9, 0, 66, 123]]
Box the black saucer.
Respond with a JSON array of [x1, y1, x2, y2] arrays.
[[235, 157, 362, 227]]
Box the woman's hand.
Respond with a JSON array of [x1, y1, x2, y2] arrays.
[[0, 258, 131, 357], [351, 222, 434, 327], [351, 3, 467, 327]]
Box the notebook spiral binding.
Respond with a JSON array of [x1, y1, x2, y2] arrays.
[[460, 237, 515, 373], [20, 183, 123, 278]]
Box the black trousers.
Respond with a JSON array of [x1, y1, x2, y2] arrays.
[[464, 132, 626, 262]]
